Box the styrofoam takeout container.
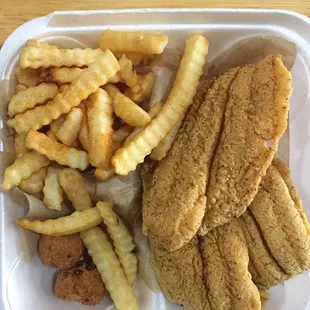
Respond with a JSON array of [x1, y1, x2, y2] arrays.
[[1, 8, 310, 310]]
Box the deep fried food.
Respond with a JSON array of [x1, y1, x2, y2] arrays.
[[26, 129, 89, 170], [1, 151, 50, 191], [249, 162, 310, 275], [38, 234, 83, 269], [16, 207, 102, 235], [238, 210, 287, 289], [55, 262, 105, 305], [142, 72, 236, 251], [112, 34, 209, 175], [81, 227, 138, 310], [19, 166, 47, 194], [200, 220, 261, 310], [99, 30, 168, 54], [97, 201, 138, 285], [150, 237, 210, 310], [199, 55, 292, 235]]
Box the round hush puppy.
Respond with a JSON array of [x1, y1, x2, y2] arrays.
[[38, 234, 84, 269], [55, 263, 105, 305]]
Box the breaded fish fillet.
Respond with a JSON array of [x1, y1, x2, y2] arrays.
[[200, 220, 261, 310], [249, 162, 310, 275], [199, 55, 292, 235], [150, 237, 211, 310], [239, 210, 288, 289], [142, 70, 239, 251]]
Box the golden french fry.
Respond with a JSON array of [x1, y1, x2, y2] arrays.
[[55, 107, 83, 146], [113, 51, 154, 66], [58, 84, 70, 93], [125, 72, 155, 104], [81, 227, 138, 310], [112, 125, 134, 143], [59, 168, 92, 211], [50, 114, 66, 132], [125, 100, 163, 145], [118, 54, 140, 91], [47, 114, 67, 142], [100, 30, 168, 55], [150, 120, 183, 161], [20, 45, 105, 69], [15, 66, 39, 87], [1, 151, 50, 191], [16, 207, 102, 236], [19, 166, 48, 194], [40, 67, 120, 84], [112, 34, 209, 175], [95, 167, 115, 180], [105, 84, 151, 127], [8, 83, 58, 117], [26, 129, 89, 171], [8, 50, 120, 134], [97, 202, 138, 285], [14, 133, 29, 158], [43, 166, 63, 210], [15, 84, 28, 93], [78, 114, 89, 151], [26, 39, 56, 48], [40, 67, 86, 84], [86, 89, 113, 168]]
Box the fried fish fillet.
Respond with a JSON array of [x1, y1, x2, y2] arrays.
[[239, 210, 288, 289], [249, 161, 310, 275], [150, 237, 211, 310], [142, 70, 239, 251], [199, 55, 292, 235], [200, 220, 261, 310]]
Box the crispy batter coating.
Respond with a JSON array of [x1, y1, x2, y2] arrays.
[[55, 262, 105, 305], [38, 234, 83, 269]]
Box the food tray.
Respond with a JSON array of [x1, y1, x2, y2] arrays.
[[1, 8, 310, 310]]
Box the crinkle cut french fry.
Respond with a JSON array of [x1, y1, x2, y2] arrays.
[[78, 114, 89, 151], [86, 89, 113, 168], [16, 207, 102, 236], [100, 30, 168, 55], [81, 227, 138, 310], [125, 72, 155, 104], [43, 166, 63, 211], [26, 39, 56, 48], [15, 66, 39, 87], [95, 167, 115, 180], [97, 202, 138, 285], [59, 168, 92, 211], [105, 84, 151, 127], [118, 54, 140, 91], [125, 100, 163, 145], [19, 166, 48, 194], [112, 34, 209, 175], [40, 67, 120, 84], [8, 83, 58, 117], [40, 67, 86, 84], [1, 151, 50, 191], [150, 120, 183, 161], [20, 45, 105, 69], [8, 50, 120, 134], [112, 125, 134, 143], [47, 115, 66, 141], [55, 107, 83, 146], [26, 129, 89, 171], [15, 84, 28, 93], [15, 133, 29, 158], [113, 51, 154, 66]]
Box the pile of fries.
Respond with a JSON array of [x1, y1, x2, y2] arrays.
[[1, 30, 209, 309]]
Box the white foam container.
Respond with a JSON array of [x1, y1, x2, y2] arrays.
[[1, 8, 310, 310]]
